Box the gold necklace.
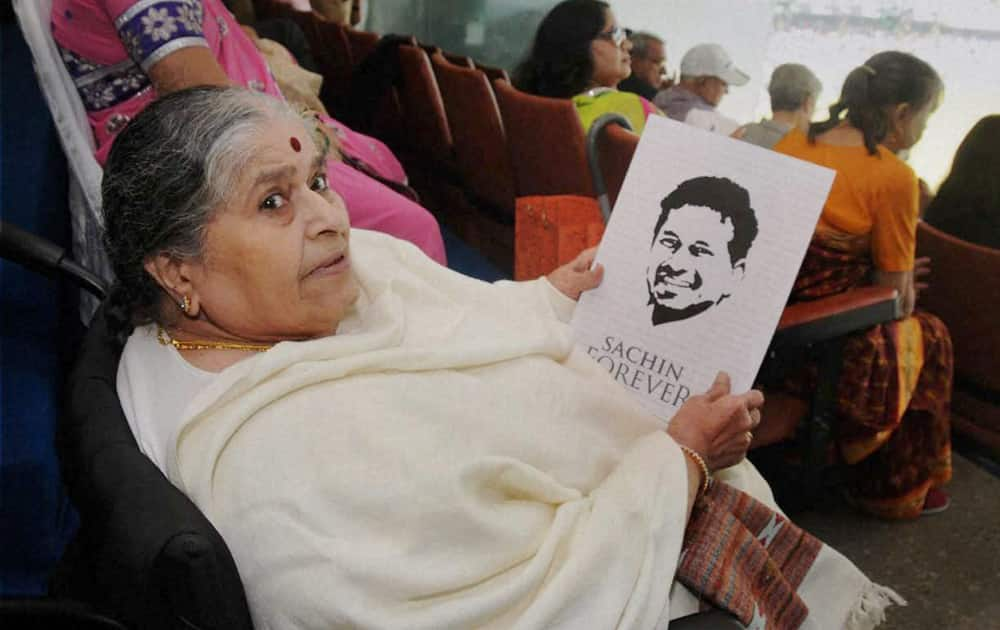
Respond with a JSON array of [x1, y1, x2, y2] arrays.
[[157, 326, 274, 353]]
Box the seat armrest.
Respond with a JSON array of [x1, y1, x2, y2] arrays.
[[771, 286, 899, 350]]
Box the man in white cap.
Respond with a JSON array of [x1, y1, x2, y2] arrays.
[[654, 43, 749, 135], [740, 63, 822, 149]]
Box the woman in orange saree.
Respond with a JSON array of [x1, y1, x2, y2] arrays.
[[775, 51, 953, 520]]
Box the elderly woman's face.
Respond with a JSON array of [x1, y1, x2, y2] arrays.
[[589, 9, 632, 88], [186, 116, 359, 341]]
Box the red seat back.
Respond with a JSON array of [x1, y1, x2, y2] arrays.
[[397, 45, 454, 165], [442, 51, 474, 69], [492, 80, 593, 198], [917, 221, 1000, 391], [345, 29, 380, 65], [305, 20, 354, 94], [431, 54, 515, 217], [476, 62, 511, 84]]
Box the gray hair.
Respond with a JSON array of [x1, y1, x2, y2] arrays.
[[768, 63, 822, 112], [628, 31, 664, 59], [101, 86, 314, 330]]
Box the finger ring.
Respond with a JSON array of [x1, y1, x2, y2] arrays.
[[745, 431, 754, 443]]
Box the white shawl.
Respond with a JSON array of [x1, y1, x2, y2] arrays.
[[168, 230, 885, 629]]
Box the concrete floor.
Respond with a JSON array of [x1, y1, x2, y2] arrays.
[[788, 454, 1000, 629]]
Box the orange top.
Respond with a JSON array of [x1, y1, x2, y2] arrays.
[[775, 129, 919, 272]]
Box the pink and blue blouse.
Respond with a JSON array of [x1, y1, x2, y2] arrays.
[[51, 0, 445, 264]]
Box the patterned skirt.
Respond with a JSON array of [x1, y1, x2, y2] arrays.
[[787, 240, 953, 520]]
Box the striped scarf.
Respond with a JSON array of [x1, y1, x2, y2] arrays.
[[677, 481, 823, 629]]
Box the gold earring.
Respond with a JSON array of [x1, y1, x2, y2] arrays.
[[180, 295, 191, 314]]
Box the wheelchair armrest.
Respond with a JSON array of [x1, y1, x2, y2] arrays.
[[0, 220, 108, 299], [771, 286, 899, 350]]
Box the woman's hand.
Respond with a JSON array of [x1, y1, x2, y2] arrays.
[[547, 247, 604, 301], [666, 371, 763, 472]]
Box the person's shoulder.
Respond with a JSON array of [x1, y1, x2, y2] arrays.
[[608, 89, 646, 110], [652, 86, 680, 108], [773, 128, 809, 153], [684, 108, 739, 135], [852, 147, 916, 200], [874, 146, 916, 180], [738, 121, 773, 147], [618, 75, 657, 100], [350, 227, 442, 277], [120, 323, 164, 369], [351, 227, 414, 258], [573, 87, 635, 104]]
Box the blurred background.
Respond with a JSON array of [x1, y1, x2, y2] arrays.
[[365, 0, 1000, 189]]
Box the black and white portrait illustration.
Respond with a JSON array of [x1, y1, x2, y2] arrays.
[[645, 176, 759, 325], [571, 116, 833, 418]]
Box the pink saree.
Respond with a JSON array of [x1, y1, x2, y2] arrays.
[[51, 0, 445, 264]]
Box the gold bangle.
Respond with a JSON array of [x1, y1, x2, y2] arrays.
[[678, 444, 711, 497]]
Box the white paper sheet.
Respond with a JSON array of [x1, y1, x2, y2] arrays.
[[571, 117, 834, 423]]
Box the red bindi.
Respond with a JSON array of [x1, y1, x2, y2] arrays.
[[290, 136, 301, 152]]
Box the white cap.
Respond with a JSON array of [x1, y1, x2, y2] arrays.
[[680, 43, 750, 86]]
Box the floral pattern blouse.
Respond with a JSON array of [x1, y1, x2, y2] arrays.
[[52, 0, 280, 164]]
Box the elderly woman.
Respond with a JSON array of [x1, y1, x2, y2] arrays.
[[105, 86, 900, 629], [515, 0, 662, 134]]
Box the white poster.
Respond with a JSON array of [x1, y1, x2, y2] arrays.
[[571, 116, 834, 423]]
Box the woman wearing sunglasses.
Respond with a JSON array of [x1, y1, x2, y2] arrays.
[[514, 0, 663, 134]]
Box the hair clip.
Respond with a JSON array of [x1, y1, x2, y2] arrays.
[[860, 64, 877, 76]]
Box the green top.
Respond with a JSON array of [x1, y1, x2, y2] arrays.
[[571, 88, 658, 135]]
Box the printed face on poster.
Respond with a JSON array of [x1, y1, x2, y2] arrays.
[[571, 116, 834, 423]]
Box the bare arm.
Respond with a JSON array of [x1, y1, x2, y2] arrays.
[[873, 253, 930, 318], [146, 46, 231, 95], [872, 269, 914, 317]]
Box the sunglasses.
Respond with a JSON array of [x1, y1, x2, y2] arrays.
[[595, 26, 630, 47]]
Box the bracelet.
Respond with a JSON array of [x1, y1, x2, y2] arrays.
[[678, 444, 711, 497]]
